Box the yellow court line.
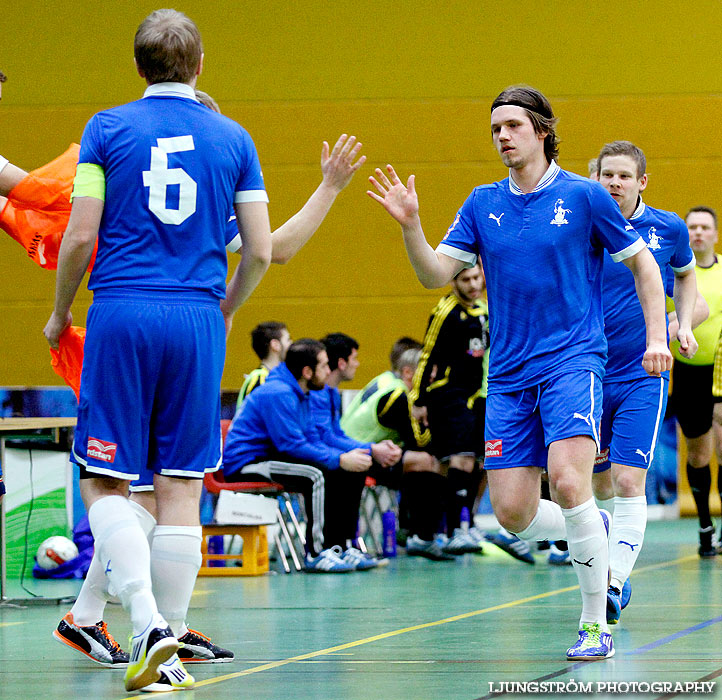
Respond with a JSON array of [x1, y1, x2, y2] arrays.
[[0, 621, 26, 628], [123, 552, 696, 697]]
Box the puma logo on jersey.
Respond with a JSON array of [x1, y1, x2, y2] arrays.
[[488, 212, 504, 226], [635, 448, 652, 464], [618, 540, 639, 551], [573, 557, 594, 567]]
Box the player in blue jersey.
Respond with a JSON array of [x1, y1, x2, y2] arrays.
[[592, 141, 703, 624], [368, 85, 671, 660], [43, 10, 272, 692]]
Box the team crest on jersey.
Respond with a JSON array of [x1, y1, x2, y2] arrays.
[[88, 437, 118, 463], [647, 227, 662, 251], [550, 199, 572, 226], [467, 337, 485, 358], [485, 439, 502, 457]]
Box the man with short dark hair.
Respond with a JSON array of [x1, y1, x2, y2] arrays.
[[236, 322, 292, 407], [223, 339, 372, 573], [43, 10, 272, 691], [310, 333, 401, 568], [369, 85, 670, 659], [592, 140, 701, 623], [673, 206, 722, 555]]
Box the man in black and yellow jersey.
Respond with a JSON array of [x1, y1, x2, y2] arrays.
[[342, 344, 454, 560], [235, 322, 292, 409], [411, 263, 489, 555], [670, 206, 722, 556]]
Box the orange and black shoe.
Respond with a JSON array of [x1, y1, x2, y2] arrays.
[[53, 612, 129, 666], [177, 628, 234, 663]]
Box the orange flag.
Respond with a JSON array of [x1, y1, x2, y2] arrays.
[[0, 144, 97, 271], [50, 326, 86, 400]]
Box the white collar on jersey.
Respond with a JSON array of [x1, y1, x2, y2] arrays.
[[629, 196, 646, 220], [508, 160, 560, 196], [143, 82, 198, 101]]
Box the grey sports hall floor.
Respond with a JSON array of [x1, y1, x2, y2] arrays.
[[2, 519, 722, 700]]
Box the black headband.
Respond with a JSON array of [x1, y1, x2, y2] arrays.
[[491, 99, 552, 119]]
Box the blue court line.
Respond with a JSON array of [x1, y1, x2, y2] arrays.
[[475, 615, 722, 700], [627, 614, 722, 654]]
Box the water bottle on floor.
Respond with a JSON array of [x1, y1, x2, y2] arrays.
[[381, 511, 397, 558]]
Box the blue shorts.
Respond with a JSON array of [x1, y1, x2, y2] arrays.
[[71, 292, 225, 481], [484, 370, 602, 470], [595, 375, 668, 473], [129, 454, 222, 492]]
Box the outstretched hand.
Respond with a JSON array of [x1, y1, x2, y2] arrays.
[[367, 165, 419, 228], [321, 134, 366, 193]]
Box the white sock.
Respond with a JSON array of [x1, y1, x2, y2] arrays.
[[71, 499, 157, 625], [70, 550, 110, 626], [514, 499, 567, 542], [562, 498, 609, 630], [596, 496, 615, 515], [609, 495, 646, 589], [128, 499, 157, 541], [151, 525, 202, 637], [88, 495, 159, 635]]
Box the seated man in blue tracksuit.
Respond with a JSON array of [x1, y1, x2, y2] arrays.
[[223, 338, 375, 572]]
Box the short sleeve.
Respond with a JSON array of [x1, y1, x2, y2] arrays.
[[436, 191, 479, 267], [233, 129, 268, 204], [670, 216, 695, 273], [77, 114, 106, 168], [589, 183, 645, 262]]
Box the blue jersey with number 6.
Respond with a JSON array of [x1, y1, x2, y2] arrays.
[[77, 83, 267, 300]]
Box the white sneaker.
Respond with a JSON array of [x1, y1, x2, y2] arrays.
[[443, 528, 484, 555], [341, 547, 378, 570], [124, 615, 179, 691], [304, 546, 354, 573], [140, 654, 195, 692]]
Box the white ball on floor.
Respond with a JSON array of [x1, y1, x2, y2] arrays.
[[36, 535, 78, 570]]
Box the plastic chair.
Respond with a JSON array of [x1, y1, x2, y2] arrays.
[[200, 420, 305, 573]]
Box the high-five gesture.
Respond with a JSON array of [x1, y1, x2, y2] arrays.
[[267, 133, 366, 265], [321, 134, 366, 194], [367, 164, 461, 288], [367, 165, 419, 228]]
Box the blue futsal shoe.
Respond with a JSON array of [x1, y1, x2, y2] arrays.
[[620, 577, 632, 609], [566, 623, 615, 660], [606, 586, 622, 625]]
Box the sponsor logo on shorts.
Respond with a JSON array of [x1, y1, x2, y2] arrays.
[[594, 448, 610, 465], [88, 437, 117, 463], [485, 439, 502, 458]]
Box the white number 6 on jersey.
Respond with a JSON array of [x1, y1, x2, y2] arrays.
[[142, 136, 197, 225]]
